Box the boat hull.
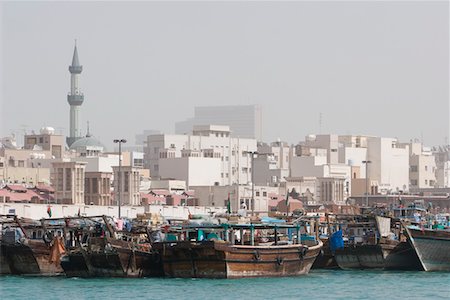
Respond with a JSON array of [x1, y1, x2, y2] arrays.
[[312, 239, 338, 269], [155, 240, 322, 279], [0, 243, 12, 275], [334, 244, 385, 269], [406, 227, 450, 271], [2, 240, 64, 276], [61, 239, 163, 278]]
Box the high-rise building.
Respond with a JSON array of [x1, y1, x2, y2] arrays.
[[66, 42, 84, 147], [175, 105, 263, 141]]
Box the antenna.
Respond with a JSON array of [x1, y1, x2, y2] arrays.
[[86, 121, 90, 136]]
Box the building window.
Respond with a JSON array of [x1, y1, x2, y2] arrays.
[[425, 166, 428, 171], [411, 179, 418, 186], [124, 172, 129, 192], [18, 161, 25, 167], [66, 169, 72, 191], [263, 192, 267, 197], [256, 191, 260, 196], [425, 179, 428, 185], [39, 137, 44, 143], [410, 166, 418, 172]]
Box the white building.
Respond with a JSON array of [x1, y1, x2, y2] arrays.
[[366, 137, 409, 193], [191, 184, 277, 214], [175, 105, 263, 141], [433, 145, 450, 188], [145, 125, 257, 186], [406, 142, 436, 189]]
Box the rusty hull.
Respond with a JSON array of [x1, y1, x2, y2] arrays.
[[156, 240, 323, 279]]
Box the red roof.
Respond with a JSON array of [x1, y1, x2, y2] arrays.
[[35, 184, 55, 193], [182, 190, 195, 197], [6, 184, 28, 192], [0, 187, 54, 203], [141, 193, 167, 204], [150, 189, 171, 196]]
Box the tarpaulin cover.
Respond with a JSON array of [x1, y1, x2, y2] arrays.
[[330, 230, 344, 253]]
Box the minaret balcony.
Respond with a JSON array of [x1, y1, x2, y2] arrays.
[[67, 94, 84, 105], [69, 65, 83, 74]]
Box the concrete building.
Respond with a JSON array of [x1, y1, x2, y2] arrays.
[[407, 142, 436, 189], [191, 184, 278, 214], [145, 125, 257, 186], [24, 127, 64, 159], [433, 145, 450, 188], [66, 42, 85, 147], [258, 141, 291, 169], [253, 154, 289, 186], [51, 161, 86, 204], [175, 105, 263, 141], [0, 147, 52, 184], [113, 166, 141, 206], [84, 172, 112, 206], [366, 137, 409, 194], [315, 177, 345, 204]]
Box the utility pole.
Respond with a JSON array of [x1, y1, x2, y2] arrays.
[[362, 160, 372, 207], [114, 139, 127, 218], [246, 151, 258, 216]]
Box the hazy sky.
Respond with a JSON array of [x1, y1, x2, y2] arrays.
[[1, 1, 449, 149]]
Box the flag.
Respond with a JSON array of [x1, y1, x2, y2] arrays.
[[47, 205, 52, 218], [227, 192, 231, 214]]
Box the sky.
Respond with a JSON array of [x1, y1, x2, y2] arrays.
[[1, 1, 449, 149]]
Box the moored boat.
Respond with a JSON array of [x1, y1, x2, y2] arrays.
[[61, 216, 163, 278], [329, 214, 422, 270], [153, 223, 323, 278], [404, 225, 450, 271], [1, 216, 66, 276]]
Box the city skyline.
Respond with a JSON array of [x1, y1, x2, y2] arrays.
[[1, 1, 449, 148]]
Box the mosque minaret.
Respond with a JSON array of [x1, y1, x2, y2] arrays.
[[66, 41, 84, 147]]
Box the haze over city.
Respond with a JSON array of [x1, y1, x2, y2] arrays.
[[1, 1, 449, 148]]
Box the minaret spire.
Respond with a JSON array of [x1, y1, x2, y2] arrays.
[[66, 40, 85, 147]]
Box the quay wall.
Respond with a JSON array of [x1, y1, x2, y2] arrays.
[[0, 203, 225, 220]]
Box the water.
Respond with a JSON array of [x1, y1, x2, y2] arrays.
[[1, 270, 449, 300]]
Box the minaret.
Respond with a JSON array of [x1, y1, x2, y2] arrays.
[[66, 41, 84, 147]]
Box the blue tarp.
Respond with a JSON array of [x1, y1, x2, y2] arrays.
[[330, 230, 344, 253], [260, 217, 286, 224]]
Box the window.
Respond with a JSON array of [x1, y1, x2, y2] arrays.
[[66, 169, 72, 191], [124, 172, 129, 192], [18, 160, 24, 167], [425, 166, 428, 171], [221, 173, 224, 178], [256, 191, 260, 196], [263, 192, 267, 197], [0, 162, 3, 167], [410, 166, 418, 172], [39, 137, 44, 143], [411, 179, 417, 186], [425, 179, 428, 185]]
